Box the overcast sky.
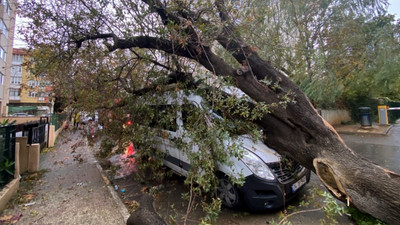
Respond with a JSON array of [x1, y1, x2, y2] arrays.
[[388, 0, 400, 19], [12, 1, 400, 48]]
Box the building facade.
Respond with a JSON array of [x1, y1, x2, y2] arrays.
[[8, 49, 53, 115], [0, 0, 16, 116]]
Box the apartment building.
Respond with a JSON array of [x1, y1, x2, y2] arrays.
[[9, 48, 53, 115], [0, 0, 15, 116]]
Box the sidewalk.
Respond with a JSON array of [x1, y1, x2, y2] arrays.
[[334, 123, 392, 136], [0, 129, 129, 224]]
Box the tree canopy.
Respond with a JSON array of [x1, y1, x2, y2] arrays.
[[18, 0, 400, 224]]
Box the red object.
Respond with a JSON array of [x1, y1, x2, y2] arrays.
[[126, 120, 132, 126], [65, 122, 69, 129], [125, 142, 135, 156]]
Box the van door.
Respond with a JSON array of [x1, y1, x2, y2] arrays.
[[178, 103, 204, 176], [153, 104, 183, 174]]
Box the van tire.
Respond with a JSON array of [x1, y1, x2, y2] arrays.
[[217, 176, 241, 209]]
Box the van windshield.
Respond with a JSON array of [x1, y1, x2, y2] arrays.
[[201, 103, 255, 136]]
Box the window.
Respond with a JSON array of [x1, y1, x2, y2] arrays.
[[11, 65, 22, 76], [0, 47, 6, 61], [28, 91, 37, 97], [28, 80, 38, 87], [182, 104, 202, 130], [12, 54, 23, 63], [9, 88, 20, 96], [149, 105, 178, 132], [16, 66, 21, 72], [10, 77, 21, 84], [38, 92, 49, 97], [0, 72, 3, 85], [0, 19, 7, 37], [2, 0, 10, 15], [39, 80, 52, 86]]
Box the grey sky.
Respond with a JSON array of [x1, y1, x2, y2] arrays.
[[12, 1, 400, 48], [388, 0, 400, 19]]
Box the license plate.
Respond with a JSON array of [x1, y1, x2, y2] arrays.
[[291, 176, 307, 193]]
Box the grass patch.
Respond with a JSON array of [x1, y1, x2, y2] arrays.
[[41, 147, 54, 154], [347, 207, 387, 225]]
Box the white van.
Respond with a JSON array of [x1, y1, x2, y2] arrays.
[[147, 91, 310, 210]]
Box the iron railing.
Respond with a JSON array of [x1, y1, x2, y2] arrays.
[[0, 125, 16, 188], [51, 113, 67, 131]]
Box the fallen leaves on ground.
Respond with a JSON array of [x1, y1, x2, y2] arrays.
[[124, 200, 140, 213], [26, 173, 38, 181], [73, 154, 84, 163], [22, 194, 35, 202], [0, 213, 23, 224], [62, 138, 72, 144], [71, 141, 85, 150], [53, 160, 64, 165], [41, 147, 54, 153], [141, 186, 149, 193]]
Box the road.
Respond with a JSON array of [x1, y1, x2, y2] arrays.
[[341, 124, 400, 174]]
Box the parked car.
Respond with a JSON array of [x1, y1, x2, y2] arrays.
[[144, 91, 310, 210]]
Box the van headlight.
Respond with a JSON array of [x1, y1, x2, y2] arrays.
[[241, 149, 275, 180]]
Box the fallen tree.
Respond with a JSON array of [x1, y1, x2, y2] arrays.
[[20, 0, 400, 223]]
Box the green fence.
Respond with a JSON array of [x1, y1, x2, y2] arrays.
[[51, 113, 67, 131], [388, 101, 400, 123], [0, 125, 15, 189]]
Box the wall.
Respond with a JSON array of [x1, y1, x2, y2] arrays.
[[16, 137, 28, 174], [0, 0, 17, 116], [48, 121, 66, 147], [320, 109, 351, 126]]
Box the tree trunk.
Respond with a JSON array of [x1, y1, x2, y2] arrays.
[[233, 72, 400, 225]]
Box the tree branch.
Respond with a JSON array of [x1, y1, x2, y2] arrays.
[[74, 33, 116, 48]]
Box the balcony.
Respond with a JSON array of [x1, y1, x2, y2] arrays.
[[9, 96, 20, 101]]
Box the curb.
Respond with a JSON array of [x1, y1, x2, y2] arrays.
[[95, 162, 131, 223], [336, 125, 392, 136]]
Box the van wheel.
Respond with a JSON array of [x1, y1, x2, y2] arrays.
[[217, 177, 241, 209]]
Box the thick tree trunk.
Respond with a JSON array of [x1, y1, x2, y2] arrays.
[[233, 72, 400, 224]]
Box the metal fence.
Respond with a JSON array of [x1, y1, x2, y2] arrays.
[[51, 113, 67, 131], [388, 101, 400, 123], [28, 123, 47, 145], [0, 125, 16, 188], [15, 118, 50, 149]]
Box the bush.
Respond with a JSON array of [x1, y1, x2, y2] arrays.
[[98, 138, 115, 158]]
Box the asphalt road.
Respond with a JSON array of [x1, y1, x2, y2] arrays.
[[340, 124, 400, 174]]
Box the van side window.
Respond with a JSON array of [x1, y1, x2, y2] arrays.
[[182, 104, 201, 130], [150, 105, 178, 132]]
